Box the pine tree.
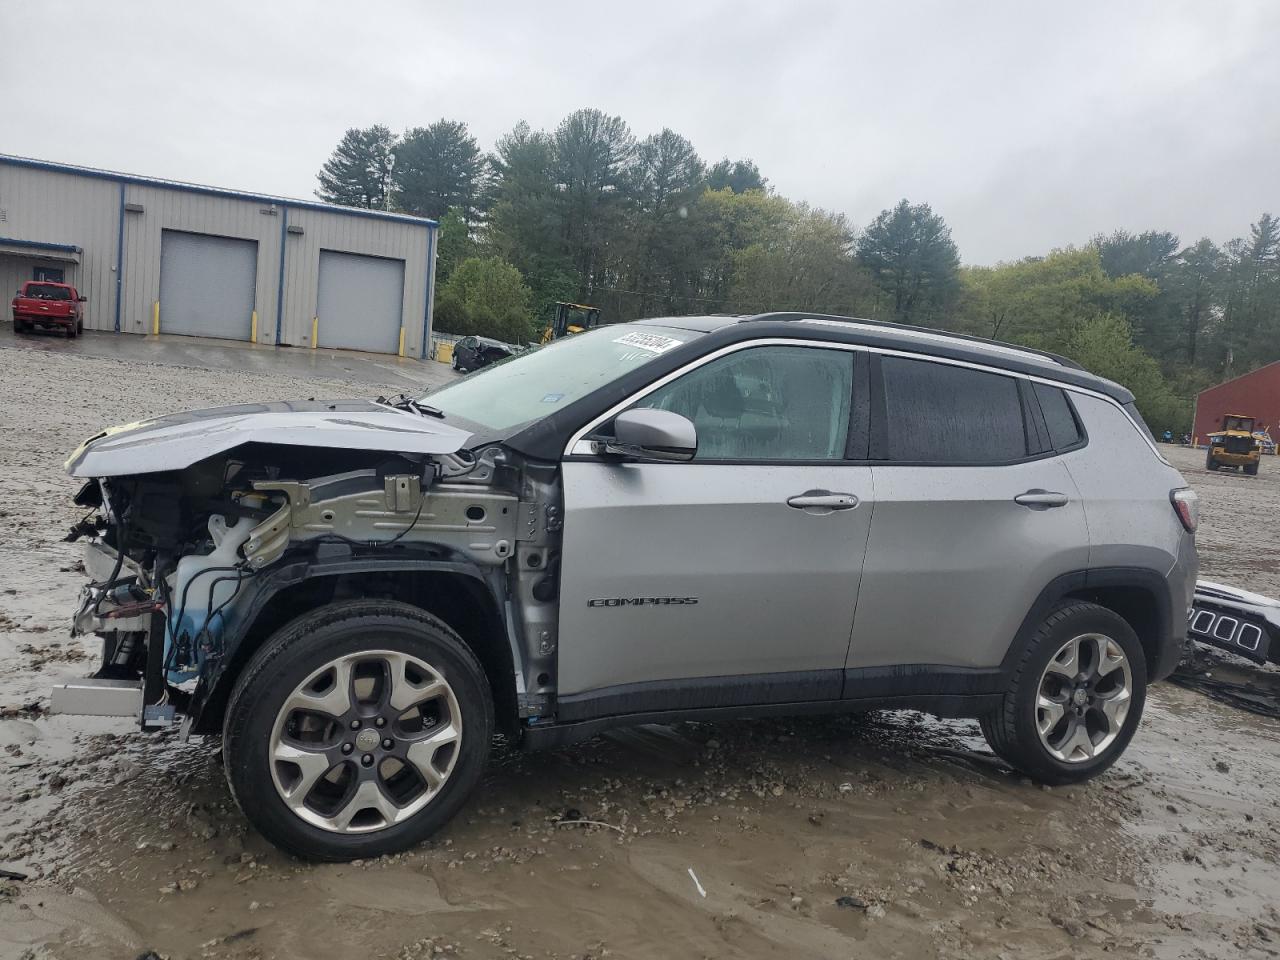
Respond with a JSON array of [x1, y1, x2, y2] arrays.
[[394, 120, 486, 223], [316, 126, 397, 209], [855, 199, 960, 324]]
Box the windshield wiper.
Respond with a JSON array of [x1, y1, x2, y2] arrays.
[[375, 394, 446, 418]]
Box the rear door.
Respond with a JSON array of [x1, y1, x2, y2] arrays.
[[557, 342, 874, 714], [847, 355, 1090, 676]]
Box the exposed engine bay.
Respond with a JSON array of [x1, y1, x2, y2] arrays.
[[61, 398, 563, 735]]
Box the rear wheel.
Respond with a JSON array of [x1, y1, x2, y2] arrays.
[[981, 601, 1146, 784], [65, 322, 78, 339], [1245, 462, 1259, 476], [223, 600, 493, 860]]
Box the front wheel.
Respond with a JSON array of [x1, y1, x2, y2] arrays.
[[223, 600, 493, 860], [1206, 450, 1219, 471], [981, 601, 1146, 784], [1245, 462, 1259, 476]]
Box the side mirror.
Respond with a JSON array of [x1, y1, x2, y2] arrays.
[[78, 296, 88, 302], [597, 409, 697, 462]]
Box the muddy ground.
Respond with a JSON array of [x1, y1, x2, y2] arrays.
[[2, 344, 1280, 960]]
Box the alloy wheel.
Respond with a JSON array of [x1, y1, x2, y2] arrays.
[[1035, 632, 1133, 763], [268, 650, 462, 833]]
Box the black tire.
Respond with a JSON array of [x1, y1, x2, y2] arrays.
[[66, 322, 77, 339], [980, 601, 1147, 785], [223, 599, 493, 861], [1244, 462, 1259, 476], [1205, 450, 1219, 471]]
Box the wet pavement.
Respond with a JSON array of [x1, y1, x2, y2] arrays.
[[1, 322, 458, 392], [2, 347, 1280, 960]]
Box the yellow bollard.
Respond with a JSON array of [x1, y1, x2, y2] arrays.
[[152, 301, 160, 335], [398, 327, 406, 358], [250, 310, 258, 343], [311, 316, 318, 349]]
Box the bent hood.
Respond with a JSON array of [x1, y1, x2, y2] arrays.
[[65, 400, 474, 478]]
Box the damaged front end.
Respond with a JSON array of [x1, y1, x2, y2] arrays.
[[53, 398, 562, 735]]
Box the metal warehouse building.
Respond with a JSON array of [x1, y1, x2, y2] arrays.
[[0, 155, 437, 356], [1193, 361, 1280, 444]]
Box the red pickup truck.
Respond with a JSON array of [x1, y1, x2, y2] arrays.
[[11, 281, 86, 337]]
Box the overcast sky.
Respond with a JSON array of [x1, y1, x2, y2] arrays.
[[2, 0, 1276, 264]]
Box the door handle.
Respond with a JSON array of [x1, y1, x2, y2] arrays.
[[1014, 489, 1069, 509], [786, 490, 860, 513]]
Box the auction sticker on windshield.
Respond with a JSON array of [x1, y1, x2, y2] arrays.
[[613, 331, 683, 354]]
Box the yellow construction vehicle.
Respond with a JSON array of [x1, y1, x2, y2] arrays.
[[1206, 414, 1261, 475], [540, 302, 601, 344]]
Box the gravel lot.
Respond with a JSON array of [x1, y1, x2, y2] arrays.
[[2, 342, 1280, 960]]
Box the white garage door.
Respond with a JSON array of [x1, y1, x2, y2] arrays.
[[159, 231, 257, 340], [316, 251, 405, 353]]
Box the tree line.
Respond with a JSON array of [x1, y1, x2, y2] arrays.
[[316, 111, 1280, 433]]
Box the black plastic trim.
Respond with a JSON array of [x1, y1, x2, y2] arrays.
[[1019, 378, 1052, 455], [1000, 566, 1177, 680], [186, 547, 506, 733], [841, 664, 1005, 698], [522, 692, 1004, 750], [556, 669, 842, 722], [846, 350, 871, 461]]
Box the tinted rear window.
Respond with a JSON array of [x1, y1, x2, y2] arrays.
[[24, 284, 72, 300], [1033, 383, 1084, 450], [881, 357, 1027, 463]]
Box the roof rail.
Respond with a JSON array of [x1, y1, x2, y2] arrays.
[[746, 312, 1083, 371]]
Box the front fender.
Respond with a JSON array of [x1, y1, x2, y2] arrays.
[[184, 545, 509, 735]]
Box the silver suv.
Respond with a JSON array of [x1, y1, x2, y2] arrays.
[[58, 313, 1199, 860]]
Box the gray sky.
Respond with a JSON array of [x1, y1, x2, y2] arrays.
[[2, 0, 1276, 264]]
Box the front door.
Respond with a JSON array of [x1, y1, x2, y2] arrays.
[[557, 343, 874, 716]]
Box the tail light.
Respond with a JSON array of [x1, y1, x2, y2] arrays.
[[1171, 487, 1199, 533]]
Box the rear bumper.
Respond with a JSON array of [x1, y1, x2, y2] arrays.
[[14, 312, 75, 327]]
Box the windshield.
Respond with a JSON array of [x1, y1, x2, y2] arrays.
[[424, 324, 696, 432], [25, 284, 72, 301]]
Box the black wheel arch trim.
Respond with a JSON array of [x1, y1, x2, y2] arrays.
[[185, 546, 515, 734], [1001, 566, 1177, 682]]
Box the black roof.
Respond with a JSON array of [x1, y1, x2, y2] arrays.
[[633, 312, 1132, 404]]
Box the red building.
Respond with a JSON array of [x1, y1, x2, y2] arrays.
[[1193, 361, 1280, 445]]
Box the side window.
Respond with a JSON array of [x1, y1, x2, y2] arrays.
[[1033, 382, 1084, 450], [634, 345, 854, 461], [879, 356, 1027, 463]]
